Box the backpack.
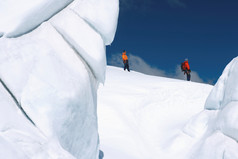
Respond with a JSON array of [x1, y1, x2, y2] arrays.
[[181, 62, 186, 71]]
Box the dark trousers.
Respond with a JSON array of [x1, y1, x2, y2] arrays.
[[123, 60, 130, 72], [185, 70, 191, 81], [99, 150, 104, 159]]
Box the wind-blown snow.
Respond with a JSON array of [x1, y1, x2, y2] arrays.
[[0, 0, 119, 158]]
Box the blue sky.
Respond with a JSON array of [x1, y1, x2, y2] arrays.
[[106, 0, 238, 84]]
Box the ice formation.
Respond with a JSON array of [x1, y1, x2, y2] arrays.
[[0, 0, 119, 158], [182, 57, 238, 159], [98, 61, 238, 159]]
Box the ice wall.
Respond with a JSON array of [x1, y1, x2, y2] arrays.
[[0, 0, 73, 37], [0, 81, 75, 159], [182, 57, 238, 159], [0, 0, 119, 158]]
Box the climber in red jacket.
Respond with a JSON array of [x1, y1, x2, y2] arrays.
[[181, 58, 191, 81]]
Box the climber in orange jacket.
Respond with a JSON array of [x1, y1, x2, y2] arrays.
[[181, 58, 191, 81], [122, 50, 130, 72]]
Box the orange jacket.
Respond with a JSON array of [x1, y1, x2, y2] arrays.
[[184, 61, 190, 70], [122, 52, 128, 61]]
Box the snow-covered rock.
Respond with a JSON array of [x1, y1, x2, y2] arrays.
[[0, 0, 119, 158]]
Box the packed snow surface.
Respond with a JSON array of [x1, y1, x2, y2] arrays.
[[98, 61, 238, 159], [97, 66, 213, 159]]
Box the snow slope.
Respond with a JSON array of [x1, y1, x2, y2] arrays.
[[0, 0, 119, 158], [97, 66, 213, 159], [182, 57, 238, 159], [99, 58, 238, 159]]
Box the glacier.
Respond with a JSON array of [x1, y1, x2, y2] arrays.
[[183, 57, 238, 159], [1, 0, 238, 158], [98, 66, 213, 159], [98, 61, 238, 159], [0, 0, 119, 158]]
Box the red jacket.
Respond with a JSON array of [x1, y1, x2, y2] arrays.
[[183, 61, 190, 70]]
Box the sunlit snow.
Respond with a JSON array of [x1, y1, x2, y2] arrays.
[[98, 66, 213, 159], [1, 0, 238, 158], [98, 64, 238, 159], [0, 0, 119, 158]]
